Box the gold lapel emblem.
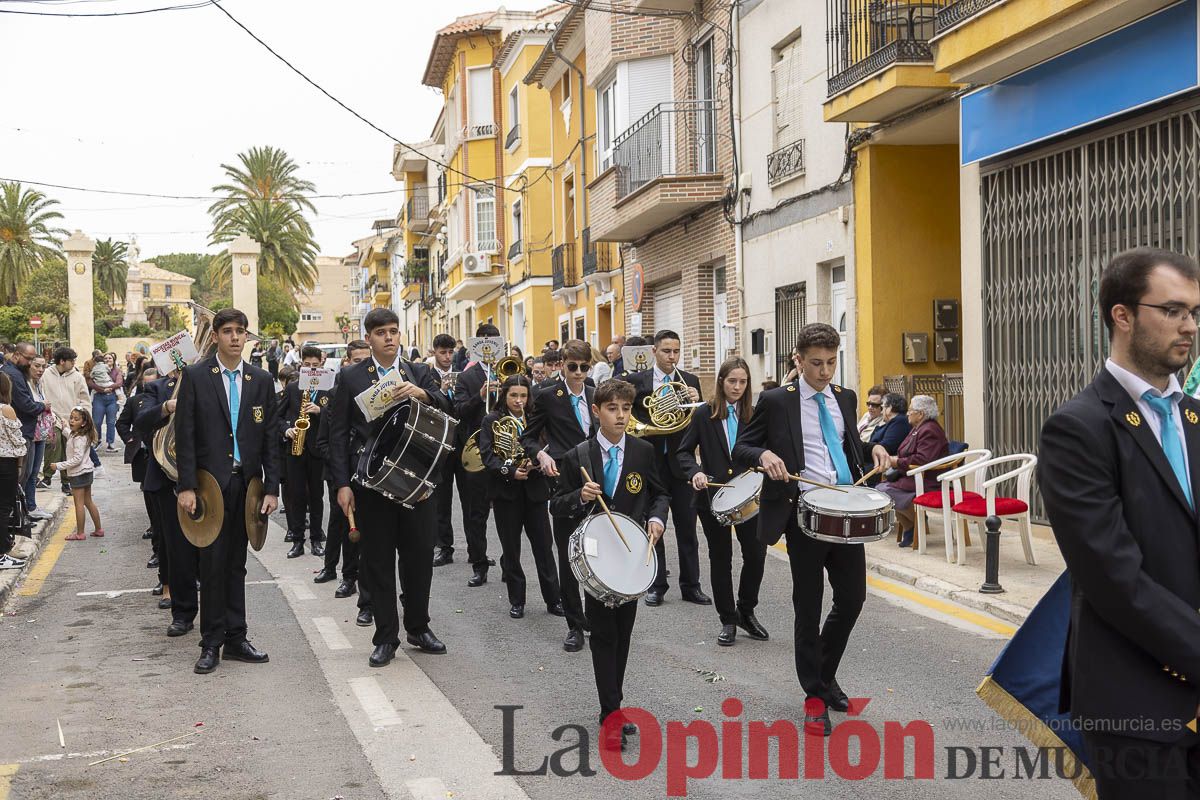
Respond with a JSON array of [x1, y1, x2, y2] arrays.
[[211, 366, 219, 374], [786, 385, 797, 392], [625, 472, 643, 495], [1126, 411, 1142, 427], [245, 373, 252, 381], [1186, 409, 1198, 425], [833, 384, 843, 393], [320, 396, 329, 407], [168, 380, 175, 388], [252, 405, 264, 423], [556, 389, 564, 397], [368, 365, 376, 373]]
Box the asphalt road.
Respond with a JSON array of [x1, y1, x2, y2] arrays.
[[0, 455, 1079, 800]]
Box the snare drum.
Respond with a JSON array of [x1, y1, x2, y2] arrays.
[[568, 513, 658, 608], [798, 486, 894, 545], [354, 399, 458, 507], [709, 470, 763, 526]]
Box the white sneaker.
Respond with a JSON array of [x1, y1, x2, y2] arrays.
[[0, 554, 25, 570], [29, 510, 52, 520]]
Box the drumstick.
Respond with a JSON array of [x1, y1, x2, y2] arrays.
[[754, 467, 847, 493], [347, 507, 360, 543], [853, 464, 884, 486], [580, 466, 631, 553]]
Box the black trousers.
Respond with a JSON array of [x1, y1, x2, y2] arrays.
[[552, 513, 587, 632], [145, 490, 169, 586], [197, 479, 250, 649], [285, 452, 324, 542], [698, 508, 766, 626], [153, 486, 198, 625], [433, 451, 469, 552], [586, 594, 637, 720], [650, 471, 702, 595], [323, 481, 359, 582], [459, 464, 491, 565], [353, 485, 435, 647], [493, 491, 560, 608], [784, 520, 866, 699], [1082, 730, 1200, 799]]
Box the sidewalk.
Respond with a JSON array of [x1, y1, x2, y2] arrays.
[[0, 489, 70, 613], [864, 518, 1064, 627]]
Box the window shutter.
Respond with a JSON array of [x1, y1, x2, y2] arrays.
[[468, 68, 493, 129], [773, 38, 803, 147], [625, 55, 673, 130]]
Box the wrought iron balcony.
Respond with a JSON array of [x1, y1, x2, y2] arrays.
[[767, 140, 806, 186], [552, 243, 578, 291], [826, 0, 951, 96], [613, 100, 719, 200], [934, 0, 1006, 34], [505, 124, 521, 150], [507, 239, 522, 260], [464, 122, 498, 140], [581, 227, 615, 276], [406, 193, 429, 225]]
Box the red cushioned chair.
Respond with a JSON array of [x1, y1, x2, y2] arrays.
[[944, 454, 1038, 567], [909, 448, 991, 560]]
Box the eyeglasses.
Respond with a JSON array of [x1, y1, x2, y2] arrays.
[[866, 402, 883, 409], [1136, 303, 1200, 325], [564, 362, 591, 373]]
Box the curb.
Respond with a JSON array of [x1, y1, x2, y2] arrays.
[[0, 491, 69, 613], [864, 556, 1032, 626]]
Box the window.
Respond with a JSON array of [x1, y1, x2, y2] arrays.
[[508, 86, 519, 133], [560, 320, 570, 343], [511, 200, 522, 248], [473, 187, 496, 250], [467, 67, 494, 135], [142, 283, 150, 298], [694, 36, 717, 172], [598, 79, 617, 171], [772, 34, 804, 147], [164, 284, 172, 298], [574, 315, 585, 343], [563, 174, 576, 238], [301, 311, 324, 322]]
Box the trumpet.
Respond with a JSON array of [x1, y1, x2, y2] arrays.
[[627, 380, 706, 438], [291, 389, 312, 456]]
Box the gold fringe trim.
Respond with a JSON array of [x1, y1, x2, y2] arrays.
[[976, 675, 1097, 800]]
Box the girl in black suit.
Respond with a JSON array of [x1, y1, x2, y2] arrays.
[[478, 375, 563, 620], [677, 357, 768, 647]]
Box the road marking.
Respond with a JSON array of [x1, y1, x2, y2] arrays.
[[17, 515, 74, 596], [0, 763, 16, 800], [285, 581, 316, 601], [349, 677, 403, 728], [406, 777, 448, 799], [14, 744, 195, 765], [312, 616, 352, 650], [77, 580, 278, 598]]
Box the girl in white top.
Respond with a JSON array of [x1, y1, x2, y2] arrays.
[[52, 406, 103, 541]]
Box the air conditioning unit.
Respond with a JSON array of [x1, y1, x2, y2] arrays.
[[463, 252, 491, 275]]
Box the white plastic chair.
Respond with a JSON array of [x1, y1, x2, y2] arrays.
[[939, 454, 1038, 567], [908, 448, 992, 561]]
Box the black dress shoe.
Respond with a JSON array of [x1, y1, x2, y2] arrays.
[[623, 722, 637, 736], [824, 681, 850, 713], [286, 541, 305, 558], [717, 624, 737, 646], [682, 589, 713, 605], [467, 566, 488, 587], [804, 709, 833, 737], [406, 630, 447, 654], [313, 567, 337, 584], [141, 528, 153, 540], [310, 540, 325, 557], [223, 640, 269, 663], [509, 604, 525, 619], [284, 530, 297, 542], [736, 609, 770, 641], [146, 555, 159, 569], [563, 629, 584, 652], [158, 597, 173, 610], [151, 582, 164, 596], [356, 608, 374, 627], [546, 602, 566, 617], [166, 620, 193, 637], [432, 548, 453, 567], [334, 580, 357, 598], [369, 642, 397, 667], [644, 591, 663, 607], [194, 646, 220, 674]]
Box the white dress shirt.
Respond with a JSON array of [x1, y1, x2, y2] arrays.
[[372, 356, 406, 380], [652, 365, 679, 388], [215, 358, 244, 410], [566, 383, 591, 430], [796, 378, 844, 488], [596, 430, 663, 529], [1106, 358, 1190, 475]]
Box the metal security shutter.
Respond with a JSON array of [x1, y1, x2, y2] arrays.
[[653, 281, 683, 336], [773, 36, 804, 147], [626, 55, 673, 128]]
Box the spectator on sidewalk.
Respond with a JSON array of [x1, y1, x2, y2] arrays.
[[41, 347, 89, 495], [857, 385, 886, 443], [86, 353, 119, 453], [871, 395, 949, 549], [24, 353, 53, 521], [863, 393, 912, 461], [2, 343, 50, 507], [52, 406, 103, 541], [0, 372, 27, 571]]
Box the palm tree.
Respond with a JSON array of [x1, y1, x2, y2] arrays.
[[0, 181, 66, 303], [92, 238, 129, 305]]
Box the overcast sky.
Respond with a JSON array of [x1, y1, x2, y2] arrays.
[[1, 0, 552, 261]]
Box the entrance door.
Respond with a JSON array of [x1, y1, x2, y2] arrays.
[[832, 266, 847, 386]]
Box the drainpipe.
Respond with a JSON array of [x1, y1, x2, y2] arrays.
[[551, 36, 587, 231], [731, 0, 747, 358]]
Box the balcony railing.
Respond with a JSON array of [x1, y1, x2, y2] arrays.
[[934, 0, 1005, 33], [613, 100, 719, 200], [505, 124, 521, 149], [826, 0, 952, 96], [464, 122, 498, 140], [507, 240, 522, 260], [406, 193, 429, 222], [581, 227, 616, 276], [552, 243, 578, 291], [767, 140, 806, 185]]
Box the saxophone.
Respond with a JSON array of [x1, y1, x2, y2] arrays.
[[291, 390, 312, 456]]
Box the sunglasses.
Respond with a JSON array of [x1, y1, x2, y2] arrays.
[[866, 402, 883, 409], [564, 362, 591, 373]]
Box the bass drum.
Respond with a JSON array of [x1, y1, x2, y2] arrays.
[[353, 399, 457, 508]]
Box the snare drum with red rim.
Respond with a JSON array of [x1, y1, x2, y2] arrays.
[[798, 486, 894, 545], [709, 470, 763, 526]]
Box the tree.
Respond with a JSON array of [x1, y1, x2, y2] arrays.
[[92, 238, 130, 305], [335, 313, 351, 342], [19, 260, 69, 331], [0, 306, 33, 342], [257, 278, 298, 337], [0, 182, 66, 303]]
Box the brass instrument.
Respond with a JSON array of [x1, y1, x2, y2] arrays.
[[626, 380, 706, 438], [291, 389, 312, 456], [492, 415, 530, 476], [464, 343, 524, 471]]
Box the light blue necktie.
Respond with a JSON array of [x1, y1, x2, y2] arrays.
[[378, 365, 393, 376], [603, 445, 620, 498], [224, 369, 241, 463], [813, 392, 852, 485], [571, 394, 585, 431], [1143, 391, 1193, 508], [659, 373, 674, 453], [725, 404, 738, 454]]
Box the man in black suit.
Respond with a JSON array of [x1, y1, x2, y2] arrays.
[[135, 368, 200, 635], [522, 339, 598, 651], [175, 308, 280, 675], [550, 378, 668, 752], [732, 323, 866, 737], [1040, 248, 1200, 798], [116, 366, 168, 597], [452, 323, 502, 586], [429, 332, 464, 567], [627, 329, 710, 607], [327, 308, 453, 667], [279, 345, 329, 559]]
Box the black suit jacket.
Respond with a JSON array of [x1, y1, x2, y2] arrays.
[[732, 380, 864, 545], [326, 358, 451, 491], [277, 381, 329, 458], [116, 389, 153, 483], [1040, 368, 1200, 743], [133, 375, 178, 494], [521, 378, 597, 462], [627, 367, 703, 480], [175, 356, 280, 496], [452, 362, 490, 447], [2, 362, 44, 438], [549, 436, 669, 527], [478, 410, 549, 502], [676, 405, 742, 512]]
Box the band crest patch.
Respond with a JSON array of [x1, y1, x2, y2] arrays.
[[252, 406, 264, 423], [1126, 411, 1142, 427], [625, 472, 643, 494]]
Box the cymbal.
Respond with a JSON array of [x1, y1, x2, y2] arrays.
[[178, 469, 224, 548], [245, 477, 268, 551]]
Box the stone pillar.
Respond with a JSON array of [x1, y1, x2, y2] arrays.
[[229, 234, 261, 338], [122, 262, 147, 326], [63, 231, 96, 358]]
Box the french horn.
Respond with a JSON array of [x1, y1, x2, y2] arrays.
[[626, 380, 706, 438]]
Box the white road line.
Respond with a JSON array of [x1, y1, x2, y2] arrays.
[[15, 744, 195, 764], [312, 616, 353, 651], [348, 677, 403, 728], [77, 580, 278, 598], [405, 777, 449, 800], [284, 581, 316, 601]]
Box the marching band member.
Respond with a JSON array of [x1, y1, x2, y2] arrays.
[[522, 339, 597, 652], [430, 333, 463, 567], [279, 345, 328, 559], [327, 308, 452, 667], [452, 323, 502, 587], [628, 329, 710, 607], [477, 374, 563, 621], [732, 323, 867, 736], [116, 365, 169, 604], [676, 357, 768, 647], [549, 379, 668, 752], [175, 308, 280, 675]]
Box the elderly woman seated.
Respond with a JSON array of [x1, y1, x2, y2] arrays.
[[870, 394, 949, 548]]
